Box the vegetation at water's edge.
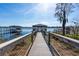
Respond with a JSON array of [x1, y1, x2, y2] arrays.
[[65, 34, 79, 40], [0, 38, 5, 44], [54, 32, 79, 40]]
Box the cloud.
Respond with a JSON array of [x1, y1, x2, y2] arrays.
[[40, 21, 49, 25], [24, 3, 56, 15], [38, 3, 56, 13], [21, 18, 61, 27], [0, 3, 62, 27], [24, 4, 39, 15]]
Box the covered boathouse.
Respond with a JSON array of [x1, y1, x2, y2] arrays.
[[32, 24, 47, 34]]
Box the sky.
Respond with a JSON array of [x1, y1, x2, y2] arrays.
[[0, 3, 79, 27]]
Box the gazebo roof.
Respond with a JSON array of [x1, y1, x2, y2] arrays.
[[33, 24, 47, 27]]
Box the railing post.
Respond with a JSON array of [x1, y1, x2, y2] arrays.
[[0, 49, 4, 56], [48, 31, 50, 45], [31, 31, 33, 43]]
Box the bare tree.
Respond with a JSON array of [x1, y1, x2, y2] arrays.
[[72, 19, 79, 35], [55, 3, 74, 35]]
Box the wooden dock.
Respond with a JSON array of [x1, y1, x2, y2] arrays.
[[28, 32, 52, 56]]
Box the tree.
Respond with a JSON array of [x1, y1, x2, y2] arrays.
[[55, 3, 74, 35], [72, 19, 79, 35]]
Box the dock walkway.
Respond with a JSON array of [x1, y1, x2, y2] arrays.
[[28, 32, 52, 56]]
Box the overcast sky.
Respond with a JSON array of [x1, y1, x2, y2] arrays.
[[0, 3, 78, 27]]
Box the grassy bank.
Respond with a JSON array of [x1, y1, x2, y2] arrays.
[[54, 32, 79, 40], [65, 34, 79, 40], [0, 38, 5, 44]]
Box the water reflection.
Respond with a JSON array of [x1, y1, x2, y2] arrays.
[[0, 33, 21, 41]]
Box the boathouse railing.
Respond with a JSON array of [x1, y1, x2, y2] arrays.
[[0, 32, 31, 56], [51, 33, 79, 49]]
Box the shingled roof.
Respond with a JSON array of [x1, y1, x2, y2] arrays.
[[33, 24, 47, 27]]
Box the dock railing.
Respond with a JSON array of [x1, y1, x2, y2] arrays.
[[0, 32, 31, 56], [51, 33, 79, 49], [42, 32, 60, 56]]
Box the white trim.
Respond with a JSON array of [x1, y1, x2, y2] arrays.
[[0, 32, 31, 49], [52, 33, 79, 44]]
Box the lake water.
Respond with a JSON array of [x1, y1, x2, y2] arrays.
[[0, 28, 54, 41]]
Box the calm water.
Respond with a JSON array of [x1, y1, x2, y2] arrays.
[[47, 28, 54, 32], [0, 28, 54, 41]]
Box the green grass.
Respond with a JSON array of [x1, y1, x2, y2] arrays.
[[0, 38, 5, 44], [65, 34, 79, 40], [54, 32, 79, 40]]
